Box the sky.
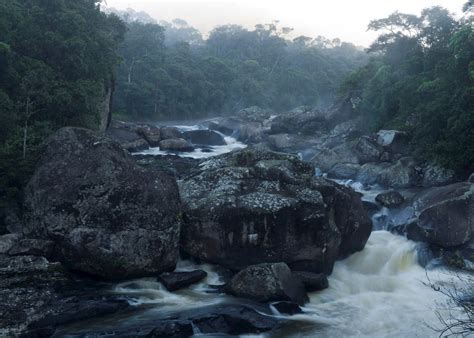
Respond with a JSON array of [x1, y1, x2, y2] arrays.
[[103, 0, 467, 46]]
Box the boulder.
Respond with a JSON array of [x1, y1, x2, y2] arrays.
[[23, 127, 182, 279], [0, 255, 128, 337], [160, 126, 183, 140], [328, 163, 361, 179], [311, 142, 359, 173], [270, 109, 327, 135], [409, 182, 473, 248], [376, 130, 409, 154], [375, 191, 405, 208], [137, 125, 161, 147], [355, 136, 384, 164], [357, 158, 419, 188], [236, 106, 273, 123], [158, 270, 208, 291], [159, 138, 195, 152], [179, 147, 372, 274], [183, 129, 226, 146], [293, 271, 329, 292], [106, 125, 149, 152], [226, 263, 308, 305], [271, 302, 303, 315], [422, 164, 456, 188], [209, 118, 242, 136], [239, 122, 267, 144]]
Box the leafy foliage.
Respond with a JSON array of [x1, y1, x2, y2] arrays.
[[113, 21, 368, 120], [341, 7, 474, 174], [0, 0, 125, 228]]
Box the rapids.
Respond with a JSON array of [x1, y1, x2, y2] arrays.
[[60, 121, 468, 337]]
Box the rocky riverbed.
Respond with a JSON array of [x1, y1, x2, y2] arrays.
[[0, 106, 472, 337]]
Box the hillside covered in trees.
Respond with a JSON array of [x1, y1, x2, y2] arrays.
[[110, 9, 368, 120]]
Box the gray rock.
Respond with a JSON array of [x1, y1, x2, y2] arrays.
[[376, 130, 408, 154], [137, 125, 161, 147], [226, 263, 308, 305], [159, 138, 195, 152], [106, 125, 149, 152], [158, 270, 208, 291], [328, 163, 361, 179], [270, 109, 328, 135], [0, 255, 129, 337], [23, 127, 182, 279], [375, 191, 405, 208], [311, 142, 359, 173], [183, 129, 226, 146], [293, 271, 329, 292], [239, 122, 266, 144], [236, 106, 273, 123], [355, 136, 384, 164], [160, 126, 183, 140], [409, 183, 473, 248], [422, 164, 456, 188], [179, 147, 371, 274], [357, 158, 419, 188]]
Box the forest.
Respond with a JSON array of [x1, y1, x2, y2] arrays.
[[0, 0, 473, 226]]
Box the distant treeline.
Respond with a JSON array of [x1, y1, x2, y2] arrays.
[[109, 10, 368, 120], [340, 6, 473, 173]]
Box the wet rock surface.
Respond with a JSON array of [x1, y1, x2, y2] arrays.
[[293, 271, 329, 292], [23, 127, 182, 280], [226, 263, 309, 305], [375, 191, 405, 208], [179, 146, 372, 274], [158, 270, 208, 291]]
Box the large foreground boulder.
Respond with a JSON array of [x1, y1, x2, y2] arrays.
[[179, 147, 372, 274], [226, 263, 308, 305], [23, 127, 182, 279]]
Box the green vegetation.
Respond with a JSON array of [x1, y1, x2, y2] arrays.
[[113, 17, 368, 120], [341, 6, 474, 174], [0, 0, 125, 229]]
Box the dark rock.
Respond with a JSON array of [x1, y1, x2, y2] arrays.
[[328, 163, 361, 179], [270, 109, 327, 135], [310, 142, 359, 173], [0, 255, 129, 337], [239, 122, 267, 144], [158, 270, 208, 291], [137, 125, 161, 147], [179, 147, 371, 274], [355, 136, 384, 164], [8, 238, 55, 257], [226, 263, 308, 305], [183, 129, 226, 146], [362, 200, 380, 214], [376, 130, 409, 154], [134, 154, 201, 180], [293, 271, 329, 292], [407, 183, 473, 248], [106, 124, 149, 152], [23, 127, 182, 279], [209, 118, 242, 136], [357, 158, 419, 188], [57, 304, 281, 337], [160, 126, 183, 140], [271, 301, 303, 315], [159, 138, 195, 152], [375, 191, 405, 208]]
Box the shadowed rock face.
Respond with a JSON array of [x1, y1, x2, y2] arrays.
[[409, 182, 473, 248], [179, 146, 372, 274], [226, 262, 308, 305], [23, 127, 182, 280]]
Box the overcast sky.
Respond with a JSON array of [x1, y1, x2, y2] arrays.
[[104, 0, 466, 46]]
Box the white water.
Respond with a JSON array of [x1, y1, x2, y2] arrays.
[[282, 231, 457, 337], [126, 122, 468, 337]]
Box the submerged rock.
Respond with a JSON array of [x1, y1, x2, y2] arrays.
[[226, 263, 308, 305], [23, 127, 182, 279], [179, 146, 371, 274], [158, 270, 208, 291]]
